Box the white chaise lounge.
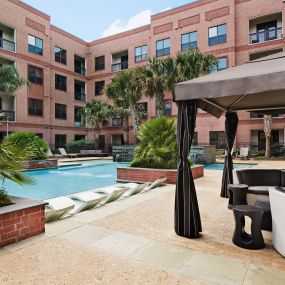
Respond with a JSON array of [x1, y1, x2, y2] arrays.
[[45, 196, 75, 222], [122, 182, 149, 197], [58, 148, 78, 158], [92, 185, 129, 204], [141, 177, 167, 193], [68, 191, 107, 215]]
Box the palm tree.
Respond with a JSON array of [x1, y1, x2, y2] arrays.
[[0, 65, 29, 95], [105, 67, 145, 137], [81, 100, 112, 145], [264, 115, 272, 158]]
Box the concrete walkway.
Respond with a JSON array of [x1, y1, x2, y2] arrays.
[[0, 164, 285, 284]]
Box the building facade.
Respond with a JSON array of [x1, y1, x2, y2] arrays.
[[0, 0, 284, 150]]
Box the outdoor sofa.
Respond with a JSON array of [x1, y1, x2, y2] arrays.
[[77, 150, 109, 157]]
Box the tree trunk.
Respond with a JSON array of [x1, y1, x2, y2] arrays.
[[129, 105, 141, 137], [155, 92, 164, 118], [122, 116, 129, 145], [264, 115, 272, 159]]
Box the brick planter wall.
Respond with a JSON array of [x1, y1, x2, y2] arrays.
[[0, 197, 47, 248], [24, 159, 58, 170], [117, 165, 204, 184]]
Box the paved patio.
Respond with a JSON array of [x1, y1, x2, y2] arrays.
[[0, 162, 285, 284]]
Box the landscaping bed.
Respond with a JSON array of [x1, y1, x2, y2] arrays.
[[117, 165, 204, 184]]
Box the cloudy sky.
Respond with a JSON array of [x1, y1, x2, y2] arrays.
[[21, 0, 194, 41]]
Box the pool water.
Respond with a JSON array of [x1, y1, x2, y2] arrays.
[[5, 161, 129, 201], [204, 163, 255, 170]]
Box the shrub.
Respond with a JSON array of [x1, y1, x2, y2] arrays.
[[3, 132, 48, 160], [65, 139, 97, 153], [131, 117, 179, 169]]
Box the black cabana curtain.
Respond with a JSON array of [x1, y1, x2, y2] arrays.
[[220, 111, 239, 198], [175, 100, 202, 239]]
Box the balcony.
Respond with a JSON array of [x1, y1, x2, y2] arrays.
[[249, 12, 283, 45], [74, 92, 86, 102], [74, 55, 86, 75], [0, 23, 15, 52], [0, 110, 15, 121], [74, 80, 86, 102], [111, 50, 128, 72]]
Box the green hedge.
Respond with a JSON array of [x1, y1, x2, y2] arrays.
[[65, 139, 97, 153]]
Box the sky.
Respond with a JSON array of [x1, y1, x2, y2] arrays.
[[21, 0, 195, 41]]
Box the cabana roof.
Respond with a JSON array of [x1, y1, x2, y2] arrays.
[[174, 52, 285, 118]]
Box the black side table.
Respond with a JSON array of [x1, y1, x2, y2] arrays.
[[228, 184, 248, 209], [232, 205, 265, 250]]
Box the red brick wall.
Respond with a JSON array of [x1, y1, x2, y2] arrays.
[[25, 159, 58, 170], [117, 165, 204, 184], [0, 205, 45, 248]]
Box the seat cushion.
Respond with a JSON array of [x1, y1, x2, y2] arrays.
[[248, 186, 269, 195]]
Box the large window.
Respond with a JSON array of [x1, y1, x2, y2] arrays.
[[74, 134, 86, 141], [55, 134, 66, 148], [163, 101, 172, 117], [55, 103, 67, 120], [156, 38, 170, 57], [95, 80, 105, 96], [181, 32, 197, 52], [55, 46, 67, 64], [28, 98, 43, 116], [28, 35, 43, 55], [28, 66, 43, 85], [210, 131, 226, 149], [208, 24, 227, 46], [112, 118, 122, 127], [74, 80, 86, 101], [55, 74, 67, 91], [95, 55, 105, 71], [211, 57, 228, 73], [135, 45, 148, 62]]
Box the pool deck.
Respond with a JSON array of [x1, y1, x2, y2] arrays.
[[0, 161, 285, 284]]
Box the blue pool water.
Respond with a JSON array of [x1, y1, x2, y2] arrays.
[[204, 163, 255, 170], [5, 161, 129, 201]]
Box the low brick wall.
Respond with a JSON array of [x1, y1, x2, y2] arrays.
[[25, 159, 58, 170], [0, 197, 47, 248], [117, 165, 204, 184]]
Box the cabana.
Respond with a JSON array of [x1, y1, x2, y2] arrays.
[[173, 52, 285, 239]]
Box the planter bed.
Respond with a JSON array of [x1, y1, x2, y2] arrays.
[[0, 196, 47, 248], [24, 159, 58, 170], [117, 165, 204, 184]]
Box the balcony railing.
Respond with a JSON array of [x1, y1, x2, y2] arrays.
[[74, 66, 86, 75], [0, 38, 15, 52], [74, 92, 86, 101], [0, 110, 15, 121], [111, 62, 128, 72], [249, 27, 283, 44], [74, 121, 83, 128]]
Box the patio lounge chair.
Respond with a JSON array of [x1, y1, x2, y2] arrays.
[[141, 177, 167, 193], [47, 148, 54, 158], [45, 196, 75, 222], [122, 182, 149, 197], [58, 148, 78, 158], [237, 147, 249, 160], [92, 185, 129, 204], [68, 191, 107, 215]]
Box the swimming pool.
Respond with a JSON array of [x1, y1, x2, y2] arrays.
[[204, 163, 255, 170], [5, 160, 129, 201]]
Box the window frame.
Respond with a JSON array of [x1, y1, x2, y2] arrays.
[[54, 46, 67, 64], [28, 65, 43, 85], [208, 24, 227, 46], [181, 31, 198, 52], [55, 103, 67, 120], [55, 134, 66, 149], [95, 55, 105, 71], [135, 45, 148, 63], [28, 34, 43, 55], [55, 74, 67, 91], [28, 98, 43, 117], [211, 57, 228, 73], [163, 101, 172, 117], [156, 38, 171, 57], [95, 80, 105, 96]]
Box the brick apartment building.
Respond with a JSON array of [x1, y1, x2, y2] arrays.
[[0, 0, 284, 150]]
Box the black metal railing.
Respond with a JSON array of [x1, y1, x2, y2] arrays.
[[111, 61, 128, 72], [74, 66, 86, 75], [0, 110, 15, 121], [0, 37, 15, 52], [249, 27, 282, 44], [28, 44, 43, 55], [74, 92, 86, 101]]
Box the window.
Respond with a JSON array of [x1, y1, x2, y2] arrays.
[[74, 106, 83, 125], [209, 131, 226, 149], [95, 55, 105, 71], [135, 45, 148, 62], [211, 57, 228, 73], [28, 35, 43, 55], [55, 103, 67, 120], [163, 101, 172, 117], [55, 74, 67, 91], [95, 80, 105, 96], [138, 102, 148, 119], [181, 32, 198, 52], [208, 24, 227, 46], [28, 66, 43, 85], [112, 118, 122, 127], [156, 38, 170, 57], [98, 135, 105, 149], [28, 98, 43, 116], [74, 135, 86, 141], [54, 46, 66, 64], [55, 134, 66, 148], [74, 80, 86, 101], [74, 55, 86, 75]]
